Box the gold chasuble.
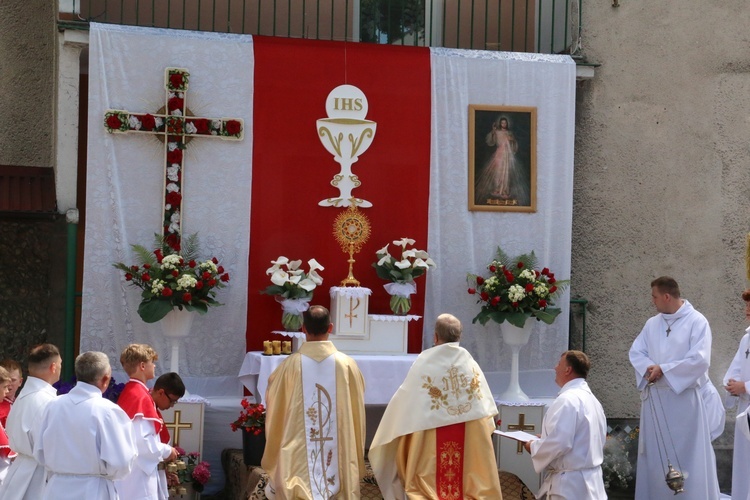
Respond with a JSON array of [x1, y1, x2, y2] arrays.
[[261, 341, 366, 499], [370, 343, 502, 500]]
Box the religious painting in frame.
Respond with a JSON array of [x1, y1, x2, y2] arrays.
[[468, 105, 537, 212]]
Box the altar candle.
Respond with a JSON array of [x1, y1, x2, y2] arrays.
[[282, 341, 292, 354], [272, 340, 282, 355], [263, 341, 273, 355]]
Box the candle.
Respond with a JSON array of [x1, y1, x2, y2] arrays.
[[282, 341, 292, 354], [263, 341, 273, 355], [272, 340, 282, 355]]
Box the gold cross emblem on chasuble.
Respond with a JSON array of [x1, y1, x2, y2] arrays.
[[103, 67, 244, 253], [507, 413, 535, 454], [163, 409, 193, 448]]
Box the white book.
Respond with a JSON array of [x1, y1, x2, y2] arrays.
[[493, 429, 540, 442]]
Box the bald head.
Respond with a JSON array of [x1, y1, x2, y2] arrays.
[[434, 314, 462, 344]]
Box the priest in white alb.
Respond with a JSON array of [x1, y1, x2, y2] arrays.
[[262, 305, 366, 499], [33, 351, 137, 500], [369, 313, 502, 499], [523, 350, 606, 499], [629, 276, 720, 500], [0, 344, 62, 500]]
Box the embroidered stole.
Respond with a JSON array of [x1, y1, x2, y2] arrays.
[[301, 354, 339, 499], [435, 422, 465, 500]]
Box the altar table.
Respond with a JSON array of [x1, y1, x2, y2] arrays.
[[238, 351, 418, 405]]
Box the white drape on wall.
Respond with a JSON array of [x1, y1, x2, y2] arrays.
[[82, 24, 254, 377], [425, 48, 576, 374]]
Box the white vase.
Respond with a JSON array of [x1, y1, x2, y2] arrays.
[[499, 318, 535, 402], [160, 308, 194, 373]]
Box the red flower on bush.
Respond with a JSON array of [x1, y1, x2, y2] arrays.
[[162, 288, 173, 297], [468, 288, 476, 295], [183, 292, 192, 302], [220, 273, 230, 282], [480, 291, 489, 301]]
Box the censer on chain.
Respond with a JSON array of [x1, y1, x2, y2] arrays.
[[644, 382, 685, 494]]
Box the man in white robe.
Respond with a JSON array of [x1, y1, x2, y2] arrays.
[[262, 305, 366, 499], [523, 350, 606, 499], [0, 344, 62, 500], [34, 351, 137, 500], [629, 276, 720, 500], [723, 288, 750, 500], [370, 313, 502, 499]]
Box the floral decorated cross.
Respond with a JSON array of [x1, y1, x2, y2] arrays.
[[104, 67, 244, 253]]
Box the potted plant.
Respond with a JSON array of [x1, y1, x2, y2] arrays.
[[261, 256, 324, 331], [230, 395, 267, 466]]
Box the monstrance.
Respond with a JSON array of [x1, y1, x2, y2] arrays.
[[333, 206, 371, 286]]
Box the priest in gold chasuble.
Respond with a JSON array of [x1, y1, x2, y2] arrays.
[[370, 314, 502, 499], [262, 306, 366, 499]]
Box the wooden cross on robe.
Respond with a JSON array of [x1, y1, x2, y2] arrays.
[[164, 409, 193, 447], [104, 67, 244, 253], [507, 413, 535, 454]]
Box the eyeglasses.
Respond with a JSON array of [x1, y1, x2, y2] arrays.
[[165, 392, 180, 407]]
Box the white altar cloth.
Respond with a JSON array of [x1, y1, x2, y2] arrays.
[[238, 351, 418, 405]]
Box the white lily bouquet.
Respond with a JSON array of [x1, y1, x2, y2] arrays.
[[262, 256, 324, 331], [372, 238, 436, 315]]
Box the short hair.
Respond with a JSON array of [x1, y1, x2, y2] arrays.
[[0, 359, 21, 374], [120, 344, 158, 374], [303, 305, 331, 336], [0, 367, 10, 385], [742, 289, 750, 302], [435, 313, 462, 343], [562, 350, 590, 379], [154, 372, 186, 398], [651, 276, 680, 298], [28, 344, 61, 371], [75, 351, 111, 385]]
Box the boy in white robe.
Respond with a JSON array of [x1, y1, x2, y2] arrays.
[[629, 276, 720, 500], [0, 344, 61, 500], [524, 350, 607, 499], [723, 288, 750, 500], [34, 351, 137, 500]]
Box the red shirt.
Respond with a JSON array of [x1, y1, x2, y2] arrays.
[[117, 379, 163, 435]]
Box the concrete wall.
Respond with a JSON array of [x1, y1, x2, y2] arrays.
[[0, 0, 56, 167], [573, 0, 750, 418]]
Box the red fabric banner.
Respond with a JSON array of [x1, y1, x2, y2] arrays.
[[247, 37, 432, 352], [435, 422, 465, 500]]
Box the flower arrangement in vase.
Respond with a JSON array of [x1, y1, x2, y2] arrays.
[[372, 238, 436, 315], [262, 256, 324, 331], [467, 246, 567, 328], [113, 234, 229, 323]]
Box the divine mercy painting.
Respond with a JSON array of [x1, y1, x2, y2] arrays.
[[468, 105, 536, 212]]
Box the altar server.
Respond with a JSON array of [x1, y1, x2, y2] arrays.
[[0, 344, 61, 500], [0, 367, 17, 484], [629, 276, 720, 499], [523, 350, 606, 499], [34, 351, 137, 500], [370, 313, 502, 499], [116, 344, 179, 499], [262, 305, 366, 499], [150, 372, 186, 497], [723, 289, 750, 500], [0, 359, 23, 427]]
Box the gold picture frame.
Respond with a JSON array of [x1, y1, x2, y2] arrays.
[[468, 105, 537, 212]]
